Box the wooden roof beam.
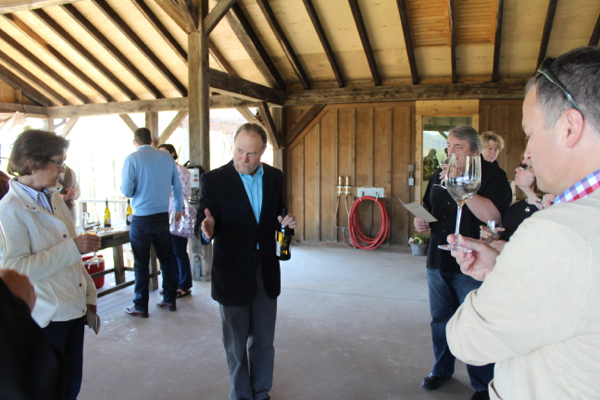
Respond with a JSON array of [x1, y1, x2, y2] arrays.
[[228, 3, 285, 90], [176, 0, 198, 32], [119, 114, 138, 132], [205, 0, 236, 36], [93, 0, 188, 96], [209, 41, 235, 74], [256, 0, 310, 90], [62, 3, 164, 98], [0, 63, 53, 106], [0, 102, 47, 116], [284, 82, 526, 106], [0, 0, 81, 13], [3, 13, 115, 102], [0, 27, 91, 103], [285, 104, 326, 146], [32, 9, 138, 100], [258, 101, 280, 149], [302, 0, 344, 88], [589, 13, 600, 46], [0, 48, 70, 104], [448, 0, 457, 83], [492, 0, 505, 82], [157, 110, 188, 145], [536, 0, 558, 69], [132, 0, 187, 64], [59, 116, 79, 138], [348, 0, 381, 86], [208, 68, 283, 105], [396, 0, 419, 85], [236, 107, 266, 131]]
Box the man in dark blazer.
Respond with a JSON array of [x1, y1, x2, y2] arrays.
[[195, 123, 296, 400]]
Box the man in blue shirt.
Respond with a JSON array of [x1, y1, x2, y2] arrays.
[[121, 128, 183, 318], [196, 123, 296, 400]]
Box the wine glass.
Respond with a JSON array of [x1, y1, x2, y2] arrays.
[[480, 220, 502, 243], [438, 153, 482, 252], [433, 154, 450, 190], [83, 212, 101, 263]]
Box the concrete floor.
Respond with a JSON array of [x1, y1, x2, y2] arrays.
[[80, 245, 477, 400]]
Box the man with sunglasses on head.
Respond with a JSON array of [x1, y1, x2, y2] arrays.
[[446, 46, 600, 399]]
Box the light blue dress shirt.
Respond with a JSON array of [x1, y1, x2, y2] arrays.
[[14, 180, 54, 214]]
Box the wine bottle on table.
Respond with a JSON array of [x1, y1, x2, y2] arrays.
[[126, 199, 133, 226], [276, 208, 292, 261], [103, 198, 111, 228]]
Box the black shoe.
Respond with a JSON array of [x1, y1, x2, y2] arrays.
[[125, 307, 149, 318], [156, 300, 176, 311], [421, 374, 452, 390], [471, 391, 490, 400]]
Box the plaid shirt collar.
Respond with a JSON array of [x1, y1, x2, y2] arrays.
[[554, 169, 600, 205]]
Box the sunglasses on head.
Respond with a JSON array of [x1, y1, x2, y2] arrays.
[[536, 57, 584, 119]]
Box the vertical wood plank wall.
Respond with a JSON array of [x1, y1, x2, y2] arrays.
[[286, 103, 415, 245]]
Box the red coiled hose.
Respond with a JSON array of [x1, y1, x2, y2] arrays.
[[345, 196, 390, 250]]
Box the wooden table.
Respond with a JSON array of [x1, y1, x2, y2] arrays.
[[89, 223, 159, 298]]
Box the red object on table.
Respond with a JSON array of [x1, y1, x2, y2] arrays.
[[82, 255, 105, 289]]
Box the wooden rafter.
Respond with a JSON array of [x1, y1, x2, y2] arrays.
[[492, 0, 505, 82], [396, 0, 418, 85], [3, 13, 115, 102], [590, 13, 600, 46], [176, 0, 198, 32], [32, 9, 138, 100], [284, 82, 526, 106], [209, 42, 235, 74], [448, 0, 457, 83], [157, 110, 188, 145], [132, 0, 187, 64], [536, 0, 558, 69], [285, 104, 326, 145], [93, 0, 188, 96], [0, 0, 81, 13], [0, 62, 53, 106], [0, 27, 91, 103], [62, 4, 164, 98], [0, 48, 70, 105], [204, 0, 236, 36], [257, 101, 280, 149], [228, 3, 285, 90], [208, 69, 283, 105], [256, 0, 310, 90], [348, 0, 381, 86], [302, 0, 344, 88]]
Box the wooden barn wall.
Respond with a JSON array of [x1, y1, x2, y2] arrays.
[[285, 103, 415, 245]]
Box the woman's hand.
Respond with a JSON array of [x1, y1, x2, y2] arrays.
[[479, 225, 505, 243], [74, 234, 101, 254]]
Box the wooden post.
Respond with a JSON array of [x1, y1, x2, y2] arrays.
[[146, 111, 159, 146], [188, 0, 211, 281]]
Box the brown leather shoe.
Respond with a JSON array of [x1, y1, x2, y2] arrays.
[[421, 374, 452, 390], [125, 307, 149, 318], [156, 300, 176, 311]]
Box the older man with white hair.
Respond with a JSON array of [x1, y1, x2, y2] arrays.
[[447, 46, 600, 399]]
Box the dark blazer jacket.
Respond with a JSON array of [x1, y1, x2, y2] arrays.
[[195, 161, 285, 307]]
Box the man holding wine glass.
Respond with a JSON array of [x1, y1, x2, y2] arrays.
[[414, 125, 512, 400], [446, 46, 600, 400]]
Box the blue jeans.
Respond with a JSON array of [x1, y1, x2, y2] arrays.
[[427, 268, 494, 391], [130, 213, 177, 311], [43, 317, 85, 400], [220, 263, 277, 400], [171, 234, 192, 290]]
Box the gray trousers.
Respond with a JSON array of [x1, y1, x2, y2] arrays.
[[220, 262, 277, 400]]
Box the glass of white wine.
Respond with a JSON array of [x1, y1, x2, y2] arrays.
[[438, 153, 482, 253]]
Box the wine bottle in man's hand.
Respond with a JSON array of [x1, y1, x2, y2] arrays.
[[276, 208, 292, 261]]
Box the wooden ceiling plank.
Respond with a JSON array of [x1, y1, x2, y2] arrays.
[[158, 110, 188, 145], [448, 0, 456, 83], [204, 0, 236, 36], [208, 68, 283, 105], [256, 0, 310, 90], [0, 48, 70, 104], [119, 114, 138, 132], [228, 3, 285, 90], [396, 0, 419, 85], [302, 0, 344, 88], [93, 0, 188, 96], [0, 27, 91, 103], [62, 3, 164, 98], [589, 13, 600, 46], [284, 82, 526, 106], [176, 0, 198, 32], [132, 0, 187, 64], [208, 41, 235, 74], [59, 116, 79, 137], [32, 9, 138, 100], [257, 101, 280, 149], [0, 0, 82, 13], [0, 62, 53, 106], [348, 0, 381, 86], [491, 0, 504, 82], [536, 0, 558, 69], [3, 13, 115, 102], [47, 96, 262, 118]]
